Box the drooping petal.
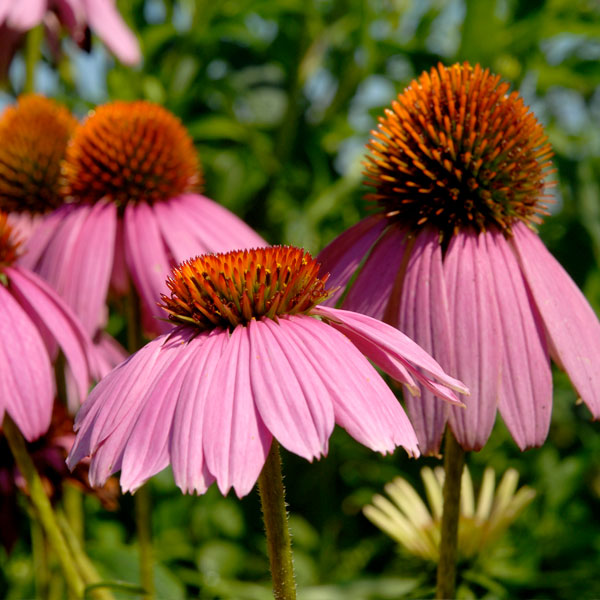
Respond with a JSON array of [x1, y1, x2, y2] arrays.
[[155, 194, 267, 261], [342, 223, 409, 321], [202, 326, 272, 498], [317, 215, 387, 306], [26, 202, 117, 336], [81, 0, 141, 65], [0, 284, 53, 441], [444, 231, 503, 451], [397, 228, 454, 455], [282, 315, 420, 456], [313, 305, 467, 401], [5, 0, 45, 31], [484, 230, 552, 449], [169, 330, 227, 494], [247, 317, 335, 461], [512, 222, 600, 418], [67, 328, 195, 476], [123, 202, 172, 335], [6, 266, 93, 401], [118, 336, 202, 492]]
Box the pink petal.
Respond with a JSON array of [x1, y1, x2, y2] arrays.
[[247, 318, 335, 461], [27, 202, 117, 336], [81, 0, 141, 65], [118, 336, 202, 492], [512, 222, 600, 418], [5, 0, 45, 30], [6, 266, 93, 401], [92, 332, 128, 378], [156, 194, 267, 260], [317, 215, 387, 306], [169, 330, 227, 494], [444, 232, 503, 451], [313, 305, 467, 400], [123, 202, 172, 335], [68, 329, 194, 477], [202, 326, 272, 498], [0, 284, 53, 441], [342, 223, 409, 321], [483, 231, 552, 449], [397, 229, 454, 455], [282, 315, 420, 456]]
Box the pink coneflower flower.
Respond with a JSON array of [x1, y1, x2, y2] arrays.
[[0, 211, 92, 441], [67, 246, 468, 497], [19, 100, 266, 337], [0, 0, 140, 67], [318, 62, 600, 454]]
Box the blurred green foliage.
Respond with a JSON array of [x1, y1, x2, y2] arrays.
[[1, 0, 600, 598]]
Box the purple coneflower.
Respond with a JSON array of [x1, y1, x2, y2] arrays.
[[0, 211, 92, 441], [18, 99, 266, 337], [318, 62, 600, 454], [0, 0, 140, 67], [67, 246, 468, 497]]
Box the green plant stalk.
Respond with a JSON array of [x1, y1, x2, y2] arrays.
[[31, 516, 50, 599], [126, 288, 154, 598], [3, 414, 85, 598], [257, 440, 297, 600], [436, 431, 466, 599], [56, 510, 115, 600], [24, 25, 43, 93]]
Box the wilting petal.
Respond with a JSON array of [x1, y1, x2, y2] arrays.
[[484, 231, 552, 449], [81, 0, 141, 65], [202, 326, 272, 498], [169, 331, 226, 494], [317, 215, 387, 306], [313, 305, 467, 401], [6, 266, 93, 401], [248, 318, 334, 461], [284, 315, 419, 456], [445, 232, 503, 451], [512, 222, 600, 418], [0, 284, 53, 441], [123, 202, 171, 335], [342, 223, 409, 321], [397, 228, 454, 455]]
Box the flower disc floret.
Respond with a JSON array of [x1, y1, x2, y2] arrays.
[[63, 100, 201, 207], [161, 246, 331, 330], [0, 212, 21, 267], [0, 95, 77, 214], [365, 62, 554, 238]]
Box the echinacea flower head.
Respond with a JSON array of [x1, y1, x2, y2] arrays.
[[364, 465, 535, 562], [0, 94, 77, 215], [0, 211, 93, 441], [67, 246, 468, 498], [319, 62, 600, 454], [0, 0, 141, 67], [20, 100, 266, 337]]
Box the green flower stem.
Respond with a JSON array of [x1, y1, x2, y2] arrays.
[[56, 510, 115, 600], [436, 431, 466, 599], [3, 414, 85, 598], [63, 480, 84, 544], [24, 25, 43, 93], [125, 288, 154, 598], [257, 440, 297, 600], [31, 516, 50, 599]]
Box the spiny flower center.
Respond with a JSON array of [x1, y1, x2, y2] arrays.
[[0, 212, 22, 267], [62, 100, 201, 207], [0, 95, 77, 214], [365, 62, 554, 237], [161, 246, 331, 331]]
